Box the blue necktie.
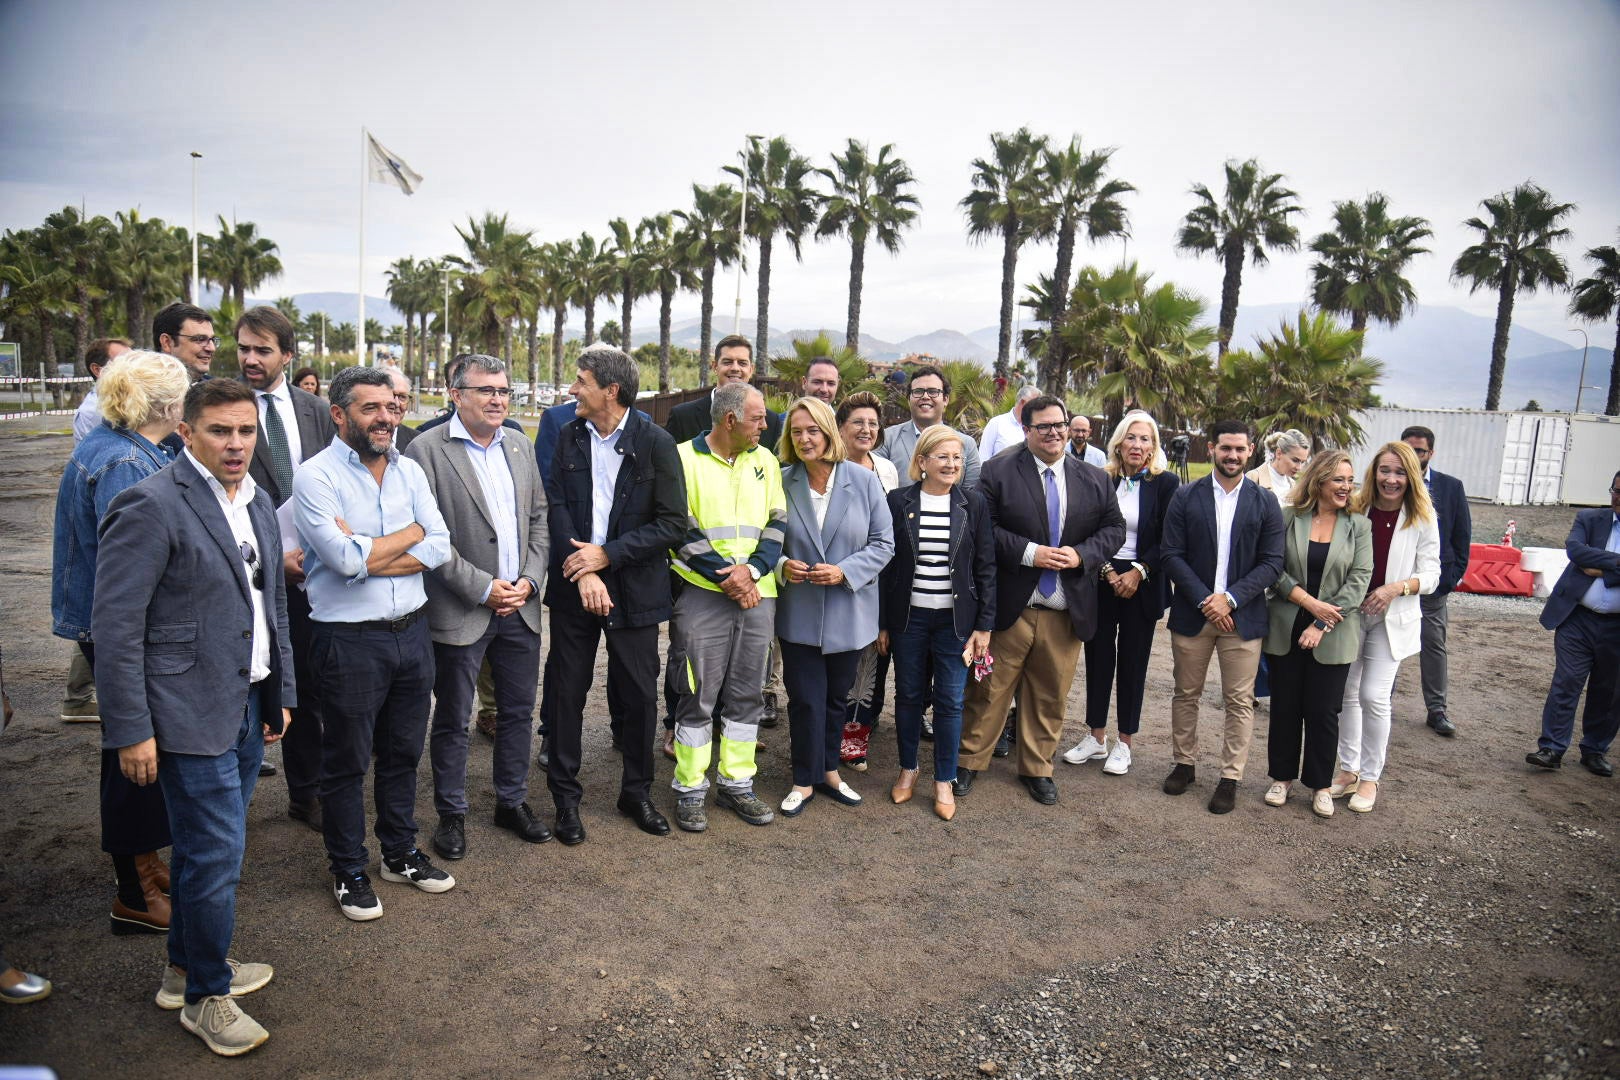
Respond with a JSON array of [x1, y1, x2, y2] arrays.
[[1040, 466, 1060, 597]]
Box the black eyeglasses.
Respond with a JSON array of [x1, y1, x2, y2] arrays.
[[1026, 422, 1067, 435], [179, 334, 220, 347], [239, 541, 264, 591]]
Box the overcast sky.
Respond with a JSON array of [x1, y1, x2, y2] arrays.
[[3, 0, 1617, 344]]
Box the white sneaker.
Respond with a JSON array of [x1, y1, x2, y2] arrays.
[[1061, 734, 1108, 765], [1101, 742, 1132, 775]]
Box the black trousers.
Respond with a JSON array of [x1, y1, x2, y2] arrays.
[[82, 642, 170, 854], [280, 585, 324, 805], [545, 604, 660, 807], [538, 636, 627, 741], [1267, 645, 1351, 790], [313, 617, 434, 876], [781, 641, 861, 787], [1083, 561, 1159, 736]]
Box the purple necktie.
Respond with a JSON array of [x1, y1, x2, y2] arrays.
[[1040, 466, 1060, 597]]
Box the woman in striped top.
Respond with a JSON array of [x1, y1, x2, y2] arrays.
[[878, 425, 995, 820]]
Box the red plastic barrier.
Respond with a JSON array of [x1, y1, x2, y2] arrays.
[[1455, 543, 1534, 597]]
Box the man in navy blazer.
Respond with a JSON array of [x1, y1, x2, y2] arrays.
[[663, 334, 783, 452], [1160, 420, 1285, 814], [1402, 426, 1472, 736], [1527, 476, 1620, 776], [93, 379, 293, 1056], [956, 396, 1125, 804], [544, 345, 688, 839]]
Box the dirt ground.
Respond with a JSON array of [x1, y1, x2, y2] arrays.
[[1, 419, 1616, 1079]]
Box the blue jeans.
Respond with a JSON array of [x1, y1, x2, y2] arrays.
[[893, 607, 968, 781], [158, 685, 264, 1004]]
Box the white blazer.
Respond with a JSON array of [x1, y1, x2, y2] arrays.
[[1368, 508, 1441, 660]]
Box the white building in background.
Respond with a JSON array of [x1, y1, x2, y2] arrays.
[[1351, 408, 1620, 507]]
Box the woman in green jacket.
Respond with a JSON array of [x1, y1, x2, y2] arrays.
[[1263, 450, 1373, 818]]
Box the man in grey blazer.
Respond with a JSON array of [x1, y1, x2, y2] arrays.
[[236, 305, 337, 807], [406, 355, 551, 858], [94, 378, 293, 1057], [874, 364, 982, 491]]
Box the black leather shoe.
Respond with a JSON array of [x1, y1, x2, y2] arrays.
[[258, 761, 277, 777], [1163, 763, 1196, 795], [1207, 778, 1237, 814], [993, 728, 1013, 758], [493, 802, 552, 843], [1524, 748, 1562, 770], [432, 813, 467, 860], [1020, 775, 1057, 805], [1580, 752, 1614, 777], [760, 692, 780, 729], [952, 768, 977, 797], [535, 739, 550, 769], [1427, 711, 1456, 737], [616, 794, 671, 836], [287, 798, 323, 833], [553, 806, 587, 846]]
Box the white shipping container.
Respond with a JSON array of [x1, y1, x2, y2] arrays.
[[1561, 413, 1620, 506], [1351, 408, 1575, 506]]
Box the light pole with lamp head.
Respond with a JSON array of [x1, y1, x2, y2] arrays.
[[441, 265, 452, 388], [189, 152, 202, 305]]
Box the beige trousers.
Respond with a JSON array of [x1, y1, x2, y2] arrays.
[[1168, 623, 1262, 780], [961, 608, 1081, 777]]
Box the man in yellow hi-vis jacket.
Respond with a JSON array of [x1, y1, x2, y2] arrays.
[[667, 382, 786, 832]]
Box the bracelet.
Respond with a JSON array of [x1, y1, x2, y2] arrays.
[[1131, 561, 1148, 581]]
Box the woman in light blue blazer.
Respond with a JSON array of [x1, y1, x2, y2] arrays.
[[775, 397, 894, 817]]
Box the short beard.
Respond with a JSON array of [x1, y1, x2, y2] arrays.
[[342, 422, 392, 459]]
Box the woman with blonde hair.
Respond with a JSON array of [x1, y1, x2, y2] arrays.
[[1263, 450, 1372, 817], [50, 350, 190, 935], [878, 423, 994, 819], [1332, 442, 1439, 812], [1248, 429, 1312, 502], [775, 397, 894, 816], [1062, 410, 1179, 775]]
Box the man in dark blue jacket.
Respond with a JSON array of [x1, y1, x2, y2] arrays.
[[1526, 475, 1620, 776], [1402, 426, 1471, 737], [1160, 420, 1285, 814], [543, 345, 687, 840]]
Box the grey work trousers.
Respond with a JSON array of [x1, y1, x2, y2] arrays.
[[668, 586, 775, 797]]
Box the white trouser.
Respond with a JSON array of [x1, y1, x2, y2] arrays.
[[1339, 618, 1401, 782]]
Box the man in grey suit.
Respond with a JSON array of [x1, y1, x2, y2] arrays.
[[236, 305, 337, 807], [874, 364, 981, 490], [406, 355, 551, 858], [94, 378, 292, 1057]]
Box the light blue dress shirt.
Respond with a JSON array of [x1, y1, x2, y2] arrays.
[[293, 435, 452, 623], [449, 413, 520, 585], [1580, 514, 1620, 614], [586, 409, 629, 545]]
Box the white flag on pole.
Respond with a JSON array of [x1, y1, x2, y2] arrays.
[[366, 133, 422, 195]]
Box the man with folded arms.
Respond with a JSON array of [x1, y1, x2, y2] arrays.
[[406, 355, 551, 857], [294, 366, 453, 921], [94, 378, 292, 1056]]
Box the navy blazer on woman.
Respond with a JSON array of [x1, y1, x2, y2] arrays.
[[879, 482, 997, 641], [1541, 508, 1620, 631], [1161, 474, 1285, 640], [978, 447, 1126, 640], [1106, 469, 1181, 614], [544, 409, 687, 629]]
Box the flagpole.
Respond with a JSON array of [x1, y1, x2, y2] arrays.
[[359, 126, 368, 366]]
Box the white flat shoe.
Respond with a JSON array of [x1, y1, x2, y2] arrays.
[[1347, 783, 1377, 813], [1311, 790, 1335, 818], [1264, 781, 1290, 807], [1328, 773, 1360, 798], [1062, 734, 1109, 765]]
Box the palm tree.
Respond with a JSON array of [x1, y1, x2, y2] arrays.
[[725, 135, 821, 372], [815, 140, 920, 351], [36, 207, 113, 366], [450, 213, 539, 358], [0, 230, 74, 376], [1059, 261, 1156, 431], [202, 216, 283, 310], [1451, 183, 1578, 411], [608, 217, 655, 356], [1028, 137, 1134, 392], [106, 209, 183, 349], [1570, 232, 1620, 415], [386, 257, 421, 375], [563, 232, 614, 345], [1018, 273, 1059, 363], [536, 239, 578, 391], [1177, 158, 1303, 358], [640, 213, 699, 392], [1216, 311, 1383, 448], [1096, 280, 1218, 432], [675, 182, 742, 384], [961, 127, 1050, 381], [1308, 193, 1433, 346]]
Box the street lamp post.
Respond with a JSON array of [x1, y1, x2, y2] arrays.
[[732, 134, 762, 339], [441, 266, 451, 387], [189, 152, 202, 305], [1570, 327, 1591, 413]]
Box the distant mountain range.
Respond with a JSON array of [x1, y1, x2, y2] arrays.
[[256, 287, 1610, 412]]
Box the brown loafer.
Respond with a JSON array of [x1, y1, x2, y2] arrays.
[[891, 768, 919, 805]]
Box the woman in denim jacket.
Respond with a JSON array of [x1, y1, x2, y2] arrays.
[[50, 350, 189, 936]]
